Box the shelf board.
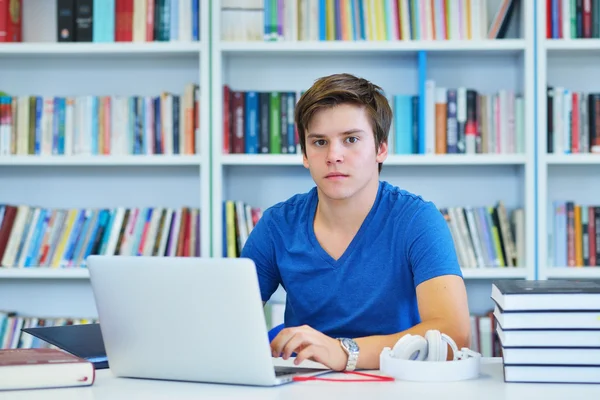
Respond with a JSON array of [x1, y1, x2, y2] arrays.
[[545, 154, 600, 165], [0, 155, 202, 166], [220, 154, 527, 166], [461, 268, 529, 280], [545, 39, 600, 53], [0, 267, 527, 280], [544, 267, 600, 279], [0, 42, 201, 56], [220, 39, 526, 56], [0, 268, 89, 279]]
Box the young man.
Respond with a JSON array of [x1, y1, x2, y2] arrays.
[[240, 73, 471, 372]]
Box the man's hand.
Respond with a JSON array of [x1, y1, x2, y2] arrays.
[[270, 325, 348, 371]]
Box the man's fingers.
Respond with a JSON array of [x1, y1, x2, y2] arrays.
[[271, 328, 303, 357], [281, 332, 311, 359], [294, 345, 318, 366]]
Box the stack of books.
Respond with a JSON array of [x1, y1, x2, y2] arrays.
[[491, 279, 600, 384]]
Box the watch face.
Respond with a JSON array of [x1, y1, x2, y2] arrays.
[[342, 338, 359, 352]]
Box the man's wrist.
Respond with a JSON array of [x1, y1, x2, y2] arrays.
[[337, 338, 359, 371]]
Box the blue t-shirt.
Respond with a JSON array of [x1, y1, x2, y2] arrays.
[[240, 180, 462, 339]]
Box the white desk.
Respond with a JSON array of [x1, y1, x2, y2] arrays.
[[2, 358, 600, 400]]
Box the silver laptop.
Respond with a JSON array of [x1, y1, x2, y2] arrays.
[[86, 255, 330, 386]]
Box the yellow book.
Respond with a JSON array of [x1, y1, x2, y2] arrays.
[[226, 201, 236, 258], [51, 209, 79, 268], [326, 0, 335, 40], [465, 0, 472, 39], [374, 0, 385, 40], [489, 207, 506, 267], [446, 0, 452, 40], [575, 205, 583, 266]]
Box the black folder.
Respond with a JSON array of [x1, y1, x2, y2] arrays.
[[22, 323, 108, 369]]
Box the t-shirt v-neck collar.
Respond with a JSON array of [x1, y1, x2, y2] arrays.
[[307, 182, 383, 268]]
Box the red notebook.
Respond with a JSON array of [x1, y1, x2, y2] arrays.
[[0, 348, 95, 391]]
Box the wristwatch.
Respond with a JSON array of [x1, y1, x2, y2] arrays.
[[337, 338, 359, 371]]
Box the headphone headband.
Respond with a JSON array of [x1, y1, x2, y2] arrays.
[[380, 330, 482, 382]]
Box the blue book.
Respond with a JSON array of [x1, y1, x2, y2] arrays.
[[319, 0, 326, 40], [393, 95, 413, 154], [245, 91, 259, 154], [417, 51, 427, 154], [24, 209, 48, 267]]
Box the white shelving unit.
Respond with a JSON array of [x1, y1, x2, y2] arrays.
[[211, 0, 536, 315], [536, 0, 600, 281], [0, 0, 540, 322], [0, 0, 211, 318]]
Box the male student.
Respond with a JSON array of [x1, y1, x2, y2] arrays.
[[240, 73, 471, 372]]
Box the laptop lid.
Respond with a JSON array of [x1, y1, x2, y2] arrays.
[[21, 323, 108, 369], [86, 255, 288, 386]]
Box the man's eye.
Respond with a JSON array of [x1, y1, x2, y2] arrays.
[[346, 137, 358, 144], [314, 140, 326, 146]]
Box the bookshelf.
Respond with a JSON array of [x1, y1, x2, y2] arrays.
[[0, 0, 539, 335], [0, 0, 210, 319], [536, 0, 600, 280], [212, 0, 536, 315]]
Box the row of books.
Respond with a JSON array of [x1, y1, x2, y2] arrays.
[[220, 0, 518, 42], [546, 87, 600, 154], [0, 312, 96, 350], [56, 0, 200, 43], [551, 201, 600, 267], [0, 84, 200, 157], [0, 0, 200, 43], [0, 205, 202, 269], [223, 200, 263, 258], [441, 203, 523, 269], [223, 87, 300, 155], [222, 84, 525, 156], [546, 0, 600, 39], [492, 279, 600, 384], [222, 198, 524, 269], [399, 83, 525, 155]]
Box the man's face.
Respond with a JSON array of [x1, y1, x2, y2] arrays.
[[302, 103, 388, 202]]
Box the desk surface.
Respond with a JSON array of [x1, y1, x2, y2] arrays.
[[2, 358, 600, 400]]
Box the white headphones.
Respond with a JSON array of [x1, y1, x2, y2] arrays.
[[380, 330, 481, 382]]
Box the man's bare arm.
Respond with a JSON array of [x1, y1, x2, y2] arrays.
[[353, 275, 471, 369]]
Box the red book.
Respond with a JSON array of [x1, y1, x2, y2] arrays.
[[0, 348, 95, 391], [0, 0, 22, 43]]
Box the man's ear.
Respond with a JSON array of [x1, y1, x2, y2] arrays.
[[376, 140, 388, 163], [302, 152, 309, 169]]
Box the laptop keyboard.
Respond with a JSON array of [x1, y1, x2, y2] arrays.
[[274, 366, 324, 376]]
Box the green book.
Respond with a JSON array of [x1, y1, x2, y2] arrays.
[[270, 92, 281, 154]]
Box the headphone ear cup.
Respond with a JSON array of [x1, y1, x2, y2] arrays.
[[425, 330, 447, 362], [392, 334, 428, 361]]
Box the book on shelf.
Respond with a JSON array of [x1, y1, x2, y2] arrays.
[[491, 279, 600, 384], [1, 312, 97, 351], [0, 204, 201, 269], [550, 201, 600, 267], [546, 0, 600, 39], [1, 0, 201, 43], [220, 0, 520, 42], [546, 87, 600, 154], [0, 84, 199, 157], [0, 348, 95, 391], [222, 84, 525, 156], [222, 199, 524, 269], [0, 0, 22, 43]]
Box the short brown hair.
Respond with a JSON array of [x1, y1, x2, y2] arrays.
[[295, 73, 392, 172]]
